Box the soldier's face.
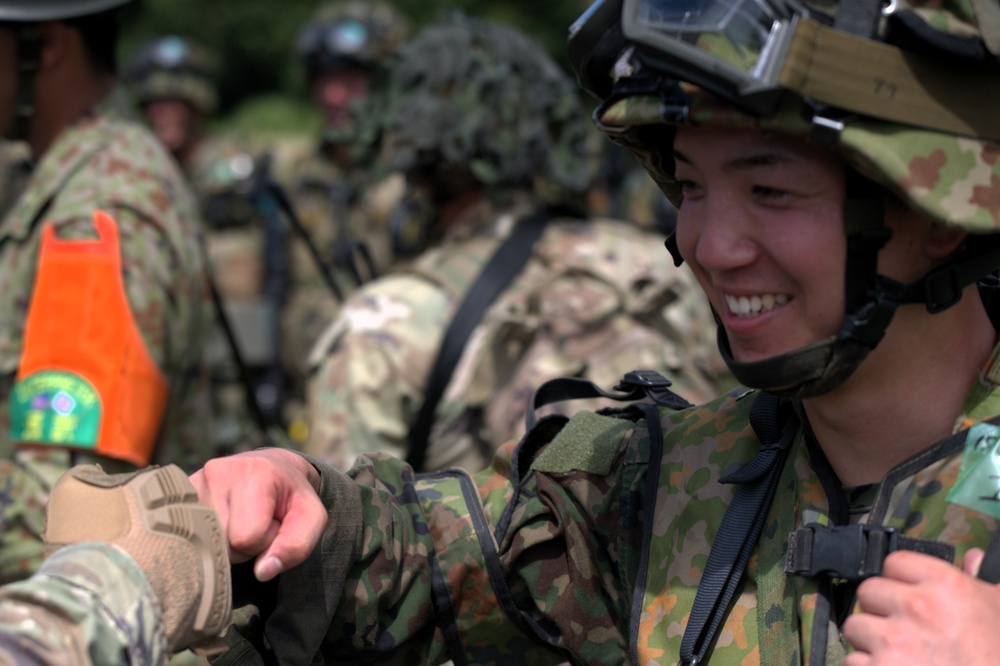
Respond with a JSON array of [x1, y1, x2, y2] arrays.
[[672, 125, 848, 364], [0, 27, 18, 137], [312, 67, 369, 129], [142, 99, 199, 156]]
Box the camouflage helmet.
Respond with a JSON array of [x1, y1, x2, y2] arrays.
[[125, 36, 218, 115], [295, 1, 410, 79], [0, 0, 131, 21], [568, 0, 1000, 398], [359, 16, 597, 199]]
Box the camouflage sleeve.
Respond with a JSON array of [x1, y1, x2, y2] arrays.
[[304, 275, 451, 470], [0, 543, 168, 665], [0, 204, 213, 585], [268, 411, 646, 664], [50, 204, 215, 472]]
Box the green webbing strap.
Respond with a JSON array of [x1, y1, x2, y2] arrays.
[[778, 17, 1000, 140]]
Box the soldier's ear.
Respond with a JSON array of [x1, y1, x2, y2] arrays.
[[36, 21, 73, 72]]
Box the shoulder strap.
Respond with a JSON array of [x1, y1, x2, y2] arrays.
[[525, 369, 693, 432], [406, 208, 554, 471], [679, 391, 798, 665]]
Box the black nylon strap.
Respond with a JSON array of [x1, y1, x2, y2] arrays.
[[406, 209, 553, 471], [680, 393, 798, 664], [978, 529, 1000, 584], [786, 523, 954, 581], [525, 369, 692, 431], [679, 392, 797, 665]]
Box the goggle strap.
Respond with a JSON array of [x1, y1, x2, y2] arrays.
[[779, 17, 1000, 140]]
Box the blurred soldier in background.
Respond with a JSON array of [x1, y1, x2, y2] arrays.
[[0, 0, 214, 587], [589, 141, 679, 236], [278, 0, 420, 444], [126, 35, 281, 452], [305, 16, 728, 473]]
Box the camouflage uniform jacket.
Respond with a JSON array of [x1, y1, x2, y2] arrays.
[[6, 350, 1000, 665], [0, 86, 214, 584], [305, 192, 724, 472], [220, 340, 1000, 665], [0, 544, 169, 665]]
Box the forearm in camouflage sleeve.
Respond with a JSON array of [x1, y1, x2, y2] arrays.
[[0, 543, 168, 666], [321, 429, 635, 665]]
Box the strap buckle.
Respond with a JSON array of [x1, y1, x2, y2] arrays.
[[786, 523, 898, 581], [614, 369, 673, 392]]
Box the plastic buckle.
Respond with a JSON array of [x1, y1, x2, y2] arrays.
[[614, 369, 672, 392], [789, 523, 898, 581]]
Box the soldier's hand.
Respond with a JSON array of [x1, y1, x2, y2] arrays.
[[842, 549, 1000, 666], [190, 448, 325, 582]]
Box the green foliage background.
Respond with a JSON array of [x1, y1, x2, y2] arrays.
[[120, 0, 589, 136]]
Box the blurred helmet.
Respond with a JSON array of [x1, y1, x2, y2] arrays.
[[568, 0, 1000, 397], [295, 1, 411, 79], [0, 0, 131, 21], [126, 36, 218, 115], [359, 16, 597, 200]]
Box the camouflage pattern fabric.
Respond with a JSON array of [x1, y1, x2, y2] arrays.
[[305, 191, 727, 472], [0, 140, 31, 220], [0, 543, 168, 665], [0, 87, 214, 585], [275, 142, 414, 444], [219, 340, 1000, 664]]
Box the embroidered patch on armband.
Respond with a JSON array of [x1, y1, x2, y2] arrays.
[[947, 422, 1000, 520], [531, 411, 633, 475], [10, 371, 101, 447]]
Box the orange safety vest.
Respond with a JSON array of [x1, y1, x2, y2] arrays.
[[10, 209, 168, 466]]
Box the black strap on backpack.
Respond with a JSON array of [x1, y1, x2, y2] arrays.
[[406, 207, 554, 471], [525, 369, 693, 432], [679, 391, 798, 666]]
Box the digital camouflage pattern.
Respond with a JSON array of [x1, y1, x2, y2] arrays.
[[0, 140, 31, 220], [0, 543, 168, 665], [0, 87, 214, 585], [216, 342, 1000, 665], [305, 191, 727, 472]]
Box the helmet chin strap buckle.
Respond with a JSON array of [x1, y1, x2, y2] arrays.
[[838, 279, 903, 349]]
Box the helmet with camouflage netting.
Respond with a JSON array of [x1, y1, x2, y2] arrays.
[[125, 36, 218, 115], [295, 1, 411, 79], [357, 16, 598, 203], [568, 0, 1000, 398]]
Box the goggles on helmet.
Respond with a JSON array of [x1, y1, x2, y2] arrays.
[[570, 0, 1000, 141], [297, 19, 372, 62]]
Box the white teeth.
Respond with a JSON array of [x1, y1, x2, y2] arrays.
[[725, 293, 788, 317]]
